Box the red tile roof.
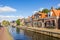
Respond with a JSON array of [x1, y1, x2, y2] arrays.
[[51, 8, 60, 17]]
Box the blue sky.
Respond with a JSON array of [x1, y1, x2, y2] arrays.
[[0, 0, 60, 21]]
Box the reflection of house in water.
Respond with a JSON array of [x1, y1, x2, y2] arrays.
[[25, 7, 60, 29], [20, 29, 24, 35]]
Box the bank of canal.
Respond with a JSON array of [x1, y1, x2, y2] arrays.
[[8, 26, 60, 40]]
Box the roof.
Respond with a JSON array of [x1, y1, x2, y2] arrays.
[[31, 12, 47, 19], [51, 8, 60, 17], [40, 12, 47, 18]]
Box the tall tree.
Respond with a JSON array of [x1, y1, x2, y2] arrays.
[[42, 9, 49, 13], [2, 20, 10, 27], [16, 19, 20, 26]]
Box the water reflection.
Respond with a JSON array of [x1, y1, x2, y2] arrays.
[[8, 27, 31, 40], [24, 30, 60, 40], [16, 27, 20, 34], [8, 26, 60, 40]]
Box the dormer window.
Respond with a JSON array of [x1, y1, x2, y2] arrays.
[[48, 12, 52, 17]]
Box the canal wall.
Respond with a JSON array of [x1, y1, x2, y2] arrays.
[[20, 27, 60, 38]]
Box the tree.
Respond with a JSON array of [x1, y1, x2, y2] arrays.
[[42, 9, 49, 13], [16, 19, 20, 26], [2, 20, 10, 27]]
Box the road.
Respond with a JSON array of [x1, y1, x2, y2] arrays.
[[0, 27, 13, 40]]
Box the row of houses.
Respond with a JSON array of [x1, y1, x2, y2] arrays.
[[24, 7, 60, 29], [10, 18, 25, 27]]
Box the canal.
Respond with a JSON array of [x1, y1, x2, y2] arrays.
[[8, 26, 60, 40]]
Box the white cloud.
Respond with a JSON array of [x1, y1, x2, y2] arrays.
[[0, 15, 24, 22], [32, 8, 44, 14], [34, 11, 38, 13], [39, 8, 44, 11], [57, 3, 60, 7], [32, 11, 38, 14], [0, 6, 16, 12], [0, 15, 23, 18]]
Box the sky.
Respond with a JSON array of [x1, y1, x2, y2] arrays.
[[0, 0, 60, 21]]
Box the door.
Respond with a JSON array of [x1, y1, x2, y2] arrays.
[[58, 18, 60, 29]]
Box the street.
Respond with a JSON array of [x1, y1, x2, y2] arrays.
[[0, 27, 13, 40]]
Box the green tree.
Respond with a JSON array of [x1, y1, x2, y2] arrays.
[[16, 19, 20, 26], [2, 20, 10, 27], [42, 9, 49, 13]]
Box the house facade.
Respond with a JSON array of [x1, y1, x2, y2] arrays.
[[48, 7, 60, 29], [24, 16, 32, 27], [31, 12, 47, 27], [42, 7, 60, 29], [24, 7, 60, 29]]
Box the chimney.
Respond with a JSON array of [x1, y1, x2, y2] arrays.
[[51, 6, 54, 10]]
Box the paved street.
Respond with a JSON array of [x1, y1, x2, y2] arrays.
[[0, 27, 13, 40]]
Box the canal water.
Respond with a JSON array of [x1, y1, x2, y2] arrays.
[[8, 26, 31, 40], [8, 26, 60, 40]]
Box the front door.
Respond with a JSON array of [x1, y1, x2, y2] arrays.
[[58, 18, 60, 29]]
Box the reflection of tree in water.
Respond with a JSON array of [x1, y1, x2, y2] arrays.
[[16, 27, 20, 34]]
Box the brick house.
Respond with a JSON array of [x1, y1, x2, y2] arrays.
[[25, 7, 60, 29], [31, 7, 60, 29], [31, 12, 47, 27], [43, 7, 60, 29], [24, 16, 32, 27], [48, 7, 60, 29]]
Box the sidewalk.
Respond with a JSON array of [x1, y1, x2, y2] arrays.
[[20, 26, 60, 33], [27, 27, 60, 33], [0, 27, 13, 40]]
